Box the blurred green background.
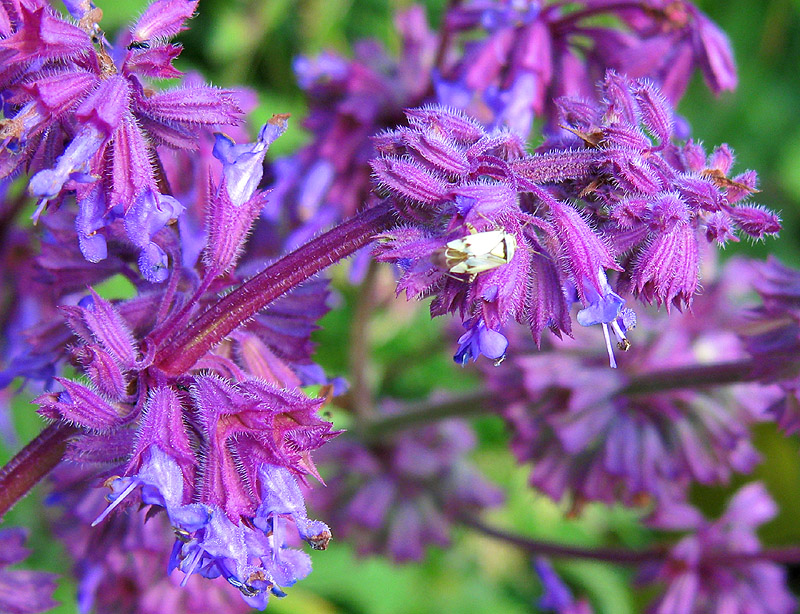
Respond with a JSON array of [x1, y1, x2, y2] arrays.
[[2, 1, 800, 613]]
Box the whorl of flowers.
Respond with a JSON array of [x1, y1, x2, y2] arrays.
[[373, 72, 779, 367], [439, 0, 738, 135], [740, 257, 800, 434], [0, 0, 243, 281], [642, 483, 796, 614]]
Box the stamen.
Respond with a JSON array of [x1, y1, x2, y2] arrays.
[[602, 323, 618, 369], [91, 479, 139, 526]]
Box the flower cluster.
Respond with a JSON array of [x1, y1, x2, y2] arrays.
[[47, 466, 253, 614], [642, 483, 795, 614], [373, 72, 778, 367], [0, 0, 242, 281], [740, 257, 800, 434], [482, 258, 771, 508], [2, 76, 338, 606], [0, 1, 795, 612], [440, 0, 737, 135]]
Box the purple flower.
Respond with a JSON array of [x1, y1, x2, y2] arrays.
[[534, 557, 593, 614], [0, 1, 242, 281], [373, 73, 778, 364], [483, 259, 769, 507], [643, 483, 795, 614], [267, 7, 438, 245], [0, 527, 58, 614], [439, 0, 737, 136], [740, 257, 800, 434], [47, 465, 253, 614]]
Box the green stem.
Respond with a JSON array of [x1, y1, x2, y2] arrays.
[[460, 515, 667, 564]]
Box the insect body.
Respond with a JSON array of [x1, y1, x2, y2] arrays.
[[443, 229, 517, 278]]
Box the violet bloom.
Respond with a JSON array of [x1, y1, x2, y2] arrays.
[[373, 75, 777, 366], [267, 7, 437, 246], [23, 182, 340, 606], [740, 257, 800, 434], [308, 416, 503, 562], [0, 527, 58, 614], [0, 0, 242, 281], [483, 259, 769, 507], [642, 483, 795, 614], [439, 0, 737, 136], [47, 466, 253, 614]]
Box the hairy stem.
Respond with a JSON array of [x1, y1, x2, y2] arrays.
[[0, 422, 79, 520], [358, 389, 495, 441], [157, 202, 396, 375]]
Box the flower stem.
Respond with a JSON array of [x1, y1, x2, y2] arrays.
[[349, 261, 380, 418], [621, 359, 755, 396], [460, 515, 668, 564], [357, 389, 495, 441], [156, 201, 396, 375], [0, 422, 79, 521], [461, 515, 800, 566]]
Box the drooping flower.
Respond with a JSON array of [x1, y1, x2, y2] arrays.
[[642, 483, 795, 614]]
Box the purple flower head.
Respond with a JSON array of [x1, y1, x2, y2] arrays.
[[483, 259, 768, 508], [20, 216, 340, 605], [47, 465, 253, 614], [740, 258, 800, 434], [267, 7, 437, 246], [0, 527, 58, 614], [373, 76, 775, 366], [643, 483, 795, 614], [308, 414, 503, 562], [438, 0, 738, 136], [82, 375, 338, 607], [0, 0, 243, 281]]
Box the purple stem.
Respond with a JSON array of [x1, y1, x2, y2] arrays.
[[0, 422, 79, 520], [622, 359, 756, 396], [156, 201, 396, 375], [461, 515, 667, 564], [462, 516, 800, 565]]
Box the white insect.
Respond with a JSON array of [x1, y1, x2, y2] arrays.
[[441, 229, 517, 279]]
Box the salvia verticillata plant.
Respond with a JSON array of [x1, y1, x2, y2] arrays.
[[0, 0, 798, 612]]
